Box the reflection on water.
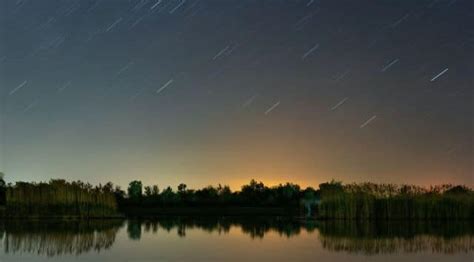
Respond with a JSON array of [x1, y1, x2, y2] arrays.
[[132, 217, 318, 239], [318, 220, 474, 254], [0, 220, 123, 257], [0, 217, 472, 257]]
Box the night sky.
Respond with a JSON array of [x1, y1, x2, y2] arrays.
[[1, 0, 472, 189]]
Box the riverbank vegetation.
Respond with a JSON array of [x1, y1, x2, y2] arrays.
[[318, 181, 474, 220], [118, 179, 311, 208], [0, 175, 472, 219], [2, 180, 118, 217], [119, 180, 473, 219]]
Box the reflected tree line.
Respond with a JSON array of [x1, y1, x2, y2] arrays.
[[126, 216, 315, 239], [0, 218, 472, 256], [319, 220, 474, 254], [0, 220, 123, 257]]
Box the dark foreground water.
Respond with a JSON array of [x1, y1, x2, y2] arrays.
[[0, 217, 472, 261]]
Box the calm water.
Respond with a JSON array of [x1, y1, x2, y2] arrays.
[[0, 217, 472, 262]]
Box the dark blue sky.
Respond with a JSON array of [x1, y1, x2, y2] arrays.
[[1, 0, 472, 189]]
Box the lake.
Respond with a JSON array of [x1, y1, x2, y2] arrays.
[[0, 217, 472, 261]]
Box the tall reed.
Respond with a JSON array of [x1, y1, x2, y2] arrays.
[[318, 182, 473, 220], [5, 180, 117, 217]]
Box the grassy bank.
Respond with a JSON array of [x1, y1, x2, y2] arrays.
[[0, 178, 472, 219], [3, 180, 118, 218], [318, 181, 474, 220]]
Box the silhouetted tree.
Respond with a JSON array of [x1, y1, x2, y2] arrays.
[[144, 186, 152, 197], [152, 185, 159, 196], [114, 186, 125, 201], [161, 186, 177, 204], [0, 172, 5, 206], [178, 183, 187, 193], [128, 180, 143, 200]]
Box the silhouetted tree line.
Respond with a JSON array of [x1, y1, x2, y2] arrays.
[[118, 179, 473, 220], [318, 180, 474, 220], [118, 179, 319, 210], [3, 180, 117, 217], [0, 174, 472, 219]]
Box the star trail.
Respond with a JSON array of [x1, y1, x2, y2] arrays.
[[0, 0, 472, 189]]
